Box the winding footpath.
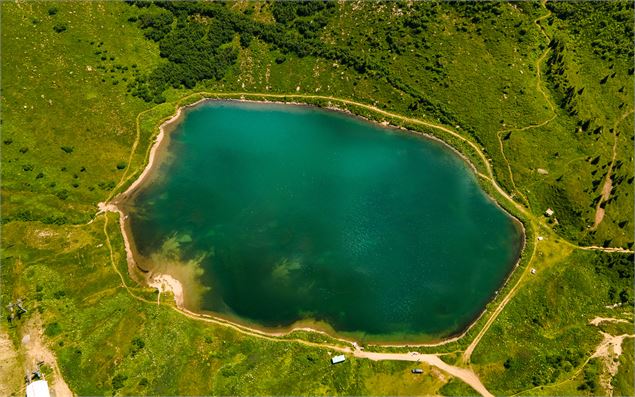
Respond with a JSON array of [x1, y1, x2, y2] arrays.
[[98, 206, 494, 395], [94, 89, 633, 395], [511, 317, 634, 396], [495, 0, 556, 210]]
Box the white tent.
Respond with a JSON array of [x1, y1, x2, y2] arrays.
[[26, 380, 50, 397]]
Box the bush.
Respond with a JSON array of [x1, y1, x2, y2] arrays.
[[111, 374, 128, 390], [56, 189, 69, 200], [98, 181, 115, 190], [53, 23, 67, 33], [44, 322, 62, 337], [116, 162, 127, 170], [240, 32, 253, 48], [61, 146, 74, 154], [48, 7, 58, 16], [131, 337, 145, 350]]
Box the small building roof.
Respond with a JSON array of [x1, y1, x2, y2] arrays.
[[26, 380, 50, 397], [331, 355, 346, 364]]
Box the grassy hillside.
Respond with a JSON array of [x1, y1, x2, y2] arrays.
[[1, 1, 633, 396]]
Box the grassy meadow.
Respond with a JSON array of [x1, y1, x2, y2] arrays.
[[1, 1, 633, 395]]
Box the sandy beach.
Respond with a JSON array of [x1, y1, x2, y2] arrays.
[[148, 274, 185, 306], [96, 99, 211, 308], [123, 97, 209, 196]]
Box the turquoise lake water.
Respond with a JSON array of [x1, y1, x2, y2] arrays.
[[126, 101, 523, 340]]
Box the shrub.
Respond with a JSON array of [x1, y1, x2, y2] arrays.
[[98, 181, 115, 190], [44, 322, 62, 337], [131, 337, 145, 350], [48, 7, 58, 16], [61, 146, 74, 154], [240, 32, 253, 48], [53, 23, 67, 33], [56, 190, 69, 200], [116, 162, 127, 170], [112, 374, 128, 390]]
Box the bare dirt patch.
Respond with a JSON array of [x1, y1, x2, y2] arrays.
[[21, 316, 73, 397], [591, 332, 634, 396], [589, 317, 629, 326], [0, 329, 23, 396]]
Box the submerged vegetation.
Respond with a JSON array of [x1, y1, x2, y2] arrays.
[[1, 0, 633, 396]]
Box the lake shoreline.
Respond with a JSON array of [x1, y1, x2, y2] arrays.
[[103, 96, 527, 347]]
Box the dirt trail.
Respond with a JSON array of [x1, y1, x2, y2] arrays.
[[495, 0, 555, 210], [0, 329, 23, 396], [575, 244, 634, 254], [591, 332, 634, 396], [21, 316, 73, 397], [95, 85, 631, 397], [511, 329, 635, 397], [171, 304, 495, 396], [589, 317, 629, 326], [592, 109, 634, 229], [103, 91, 635, 259], [98, 248, 494, 397], [120, 91, 531, 221], [462, 235, 540, 364], [354, 350, 493, 397]]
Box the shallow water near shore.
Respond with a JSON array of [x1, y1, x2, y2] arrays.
[[125, 101, 523, 341]]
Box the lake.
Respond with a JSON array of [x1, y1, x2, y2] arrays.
[[124, 101, 523, 342]]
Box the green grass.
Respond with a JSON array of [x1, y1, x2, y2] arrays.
[[2, 1, 633, 395], [1, 1, 161, 224], [2, 214, 450, 396], [471, 248, 633, 395], [613, 337, 634, 397], [439, 377, 479, 397]]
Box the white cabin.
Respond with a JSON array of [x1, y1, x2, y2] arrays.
[[331, 355, 346, 364], [26, 380, 50, 397]]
